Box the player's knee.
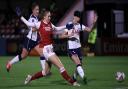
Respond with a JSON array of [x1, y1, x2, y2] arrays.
[[21, 53, 27, 59], [18, 54, 22, 61], [72, 54, 78, 58], [59, 67, 65, 73], [21, 49, 28, 59]]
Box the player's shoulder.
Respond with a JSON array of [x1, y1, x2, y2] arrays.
[[30, 15, 37, 19], [28, 15, 38, 22], [68, 21, 73, 24]]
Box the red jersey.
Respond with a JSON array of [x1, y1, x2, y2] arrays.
[[39, 21, 53, 48]]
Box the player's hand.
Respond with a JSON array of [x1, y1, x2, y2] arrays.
[[66, 23, 74, 30], [15, 6, 22, 17], [85, 27, 91, 32]]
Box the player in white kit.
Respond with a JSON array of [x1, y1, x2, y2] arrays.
[[59, 10, 91, 84], [6, 2, 49, 73]]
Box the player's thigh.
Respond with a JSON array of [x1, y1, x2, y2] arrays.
[[49, 54, 64, 69], [77, 48, 83, 60], [43, 44, 55, 59], [71, 55, 81, 65], [68, 49, 81, 64], [34, 44, 43, 56], [43, 44, 63, 69]]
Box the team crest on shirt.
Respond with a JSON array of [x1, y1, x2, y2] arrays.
[[32, 19, 34, 22], [45, 27, 52, 31]]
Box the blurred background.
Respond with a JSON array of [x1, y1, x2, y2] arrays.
[[0, 0, 128, 56]]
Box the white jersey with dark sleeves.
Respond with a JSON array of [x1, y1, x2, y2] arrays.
[[27, 15, 38, 41], [65, 22, 86, 49]]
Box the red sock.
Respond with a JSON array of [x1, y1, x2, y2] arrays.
[[61, 70, 75, 84], [31, 71, 44, 80]]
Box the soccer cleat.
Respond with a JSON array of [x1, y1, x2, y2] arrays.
[[24, 75, 32, 85], [73, 82, 80, 86], [83, 77, 87, 84], [6, 62, 12, 72]]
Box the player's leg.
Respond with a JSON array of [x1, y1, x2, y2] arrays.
[[24, 70, 46, 84], [45, 60, 52, 76], [71, 54, 85, 78], [69, 48, 86, 83], [76, 48, 87, 84], [42, 45, 78, 85], [77, 48, 83, 64], [34, 45, 45, 69], [24, 45, 49, 84], [24, 54, 75, 85], [69, 49, 84, 78], [34, 44, 52, 75], [48, 54, 80, 86], [6, 38, 32, 72], [24, 62, 52, 84], [6, 48, 28, 72], [24, 45, 79, 86]]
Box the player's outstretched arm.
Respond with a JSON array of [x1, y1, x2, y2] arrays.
[[52, 24, 66, 31], [21, 16, 40, 29]]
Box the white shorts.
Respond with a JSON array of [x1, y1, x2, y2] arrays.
[[43, 44, 55, 59]]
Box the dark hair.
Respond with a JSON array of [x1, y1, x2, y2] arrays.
[[39, 8, 50, 19], [74, 10, 81, 18], [31, 2, 39, 10], [74, 10, 83, 31]]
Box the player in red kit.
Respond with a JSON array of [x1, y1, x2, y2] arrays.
[[20, 9, 80, 86]]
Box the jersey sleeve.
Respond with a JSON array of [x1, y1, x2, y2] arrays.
[[21, 16, 40, 29], [78, 24, 89, 31], [80, 24, 86, 31], [81, 24, 92, 32]]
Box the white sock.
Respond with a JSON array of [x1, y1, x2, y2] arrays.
[[59, 67, 65, 73], [77, 66, 85, 79], [9, 55, 19, 65], [40, 60, 46, 70]]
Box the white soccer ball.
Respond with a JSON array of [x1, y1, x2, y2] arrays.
[[115, 72, 125, 82]]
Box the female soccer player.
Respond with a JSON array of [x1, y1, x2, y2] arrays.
[[59, 11, 91, 84], [20, 9, 80, 86], [6, 2, 49, 73]]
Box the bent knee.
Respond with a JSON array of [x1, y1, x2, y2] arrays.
[[21, 49, 28, 59]]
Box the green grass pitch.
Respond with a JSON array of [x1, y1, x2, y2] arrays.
[[0, 56, 128, 89]]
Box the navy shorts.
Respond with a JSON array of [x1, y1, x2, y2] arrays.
[[23, 37, 39, 52], [68, 47, 83, 61]]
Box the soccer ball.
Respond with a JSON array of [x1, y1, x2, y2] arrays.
[[115, 72, 125, 82]]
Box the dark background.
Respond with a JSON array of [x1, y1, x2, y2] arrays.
[[0, 0, 128, 56]]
